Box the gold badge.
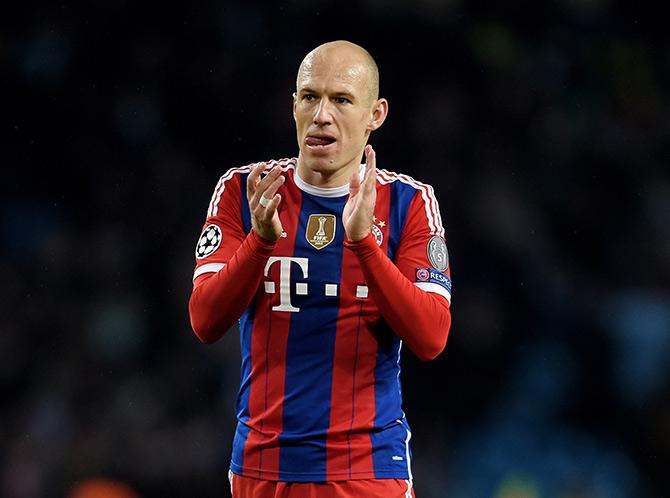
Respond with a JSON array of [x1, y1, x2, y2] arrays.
[[306, 214, 336, 250]]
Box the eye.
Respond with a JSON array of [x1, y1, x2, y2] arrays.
[[302, 94, 316, 102], [334, 97, 352, 104]]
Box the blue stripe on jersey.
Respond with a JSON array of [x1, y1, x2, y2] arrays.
[[238, 313, 255, 413], [239, 173, 252, 234], [370, 329, 410, 478], [232, 174, 253, 471], [278, 193, 347, 481], [387, 181, 417, 261], [371, 180, 417, 479], [231, 309, 254, 468]]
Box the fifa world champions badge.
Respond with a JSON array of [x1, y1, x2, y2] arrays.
[[427, 235, 449, 271], [306, 214, 336, 250], [196, 224, 222, 259]]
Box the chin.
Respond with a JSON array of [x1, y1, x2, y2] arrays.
[[302, 152, 340, 171]]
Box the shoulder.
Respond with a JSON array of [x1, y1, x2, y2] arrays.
[[376, 168, 440, 204], [376, 168, 436, 194], [207, 157, 297, 216], [378, 168, 444, 237], [215, 157, 298, 183]]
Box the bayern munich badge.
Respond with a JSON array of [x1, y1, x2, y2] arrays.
[[371, 224, 384, 246], [196, 224, 222, 259], [427, 235, 449, 271]]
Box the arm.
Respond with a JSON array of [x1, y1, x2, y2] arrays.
[[343, 146, 452, 361], [344, 234, 450, 360], [188, 163, 285, 343], [189, 230, 275, 343]]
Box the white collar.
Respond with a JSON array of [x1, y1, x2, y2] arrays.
[[293, 164, 366, 198]]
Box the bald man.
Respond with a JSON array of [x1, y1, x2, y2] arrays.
[[189, 41, 452, 498]]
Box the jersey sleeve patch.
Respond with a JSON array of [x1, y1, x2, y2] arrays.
[[427, 235, 449, 271], [415, 267, 452, 294], [195, 224, 222, 259]]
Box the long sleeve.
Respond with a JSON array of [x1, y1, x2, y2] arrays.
[[188, 166, 277, 344], [345, 233, 451, 361], [189, 230, 276, 343]]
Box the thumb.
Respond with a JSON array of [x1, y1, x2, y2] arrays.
[[349, 169, 361, 197]]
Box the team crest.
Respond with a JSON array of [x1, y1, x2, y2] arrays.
[[427, 235, 449, 271], [306, 214, 336, 250], [196, 224, 222, 259], [371, 224, 384, 246]]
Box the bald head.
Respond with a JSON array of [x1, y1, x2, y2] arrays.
[[292, 40, 389, 186], [297, 40, 380, 105]]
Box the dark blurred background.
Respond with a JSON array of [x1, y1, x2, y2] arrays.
[[2, 1, 669, 497]]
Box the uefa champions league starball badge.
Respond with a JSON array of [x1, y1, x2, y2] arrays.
[[427, 235, 449, 271], [196, 224, 222, 259]]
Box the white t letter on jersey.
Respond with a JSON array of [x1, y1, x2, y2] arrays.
[[264, 257, 309, 312]]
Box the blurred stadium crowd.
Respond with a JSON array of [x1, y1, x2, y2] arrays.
[[2, 1, 669, 497]]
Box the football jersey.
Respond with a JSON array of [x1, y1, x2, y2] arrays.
[[192, 157, 451, 482]]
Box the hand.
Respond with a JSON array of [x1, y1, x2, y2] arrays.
[[247, 163, 285, 242], [343, 145, 377, 242]]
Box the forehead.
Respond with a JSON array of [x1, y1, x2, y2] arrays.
[[297, 54, 370, 95]]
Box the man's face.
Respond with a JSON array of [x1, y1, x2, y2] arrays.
[[293, 53, 375, 175]]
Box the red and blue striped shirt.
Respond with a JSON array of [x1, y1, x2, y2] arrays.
[[189, 157, 452, 482]]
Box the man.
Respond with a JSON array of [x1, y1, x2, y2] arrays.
[[189, 40, 452, 498]]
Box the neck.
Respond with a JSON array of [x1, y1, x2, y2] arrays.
[[296, 155, 361, 188]]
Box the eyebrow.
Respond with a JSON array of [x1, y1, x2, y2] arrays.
[[331, 91, 356, 100], [299, 87, 356, 100]]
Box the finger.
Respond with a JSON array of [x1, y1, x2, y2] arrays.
[[246, 162, 265, 199], [365, 144, 375, 166], [253, 192, 282, 224], [361, 147, 376, 191], [260, 175, 285, 205], [251, 175, 282, 211], [262, 193, 282, 220], [250, 166, 283, 208], [364, 145, 376, 181], [366, 165, 377, 196], [254, 166, 282, 197], [349, 169, 361, 197]]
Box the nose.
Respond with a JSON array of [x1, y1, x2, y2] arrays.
[[313, 98, 333, 126]]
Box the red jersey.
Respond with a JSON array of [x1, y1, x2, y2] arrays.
[[189, 157, 452, 482]]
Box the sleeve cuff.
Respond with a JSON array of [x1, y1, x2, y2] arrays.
[[250, 229, 278, 249], [343, 232, 378, 256], [245, 230, 277, 267]]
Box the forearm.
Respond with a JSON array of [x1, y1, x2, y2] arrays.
[[344, 234, 451, 361], [189, 230, 275, 343]]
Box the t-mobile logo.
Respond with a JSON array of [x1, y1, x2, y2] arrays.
[[263, 257, 309, 312], [263, 256, 368, 312]]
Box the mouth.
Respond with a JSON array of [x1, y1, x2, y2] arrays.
[[305, 134, 337, 152]]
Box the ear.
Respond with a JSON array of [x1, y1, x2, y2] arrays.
[[367, 98, 389, 132], [292, 92, 297, 122]]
